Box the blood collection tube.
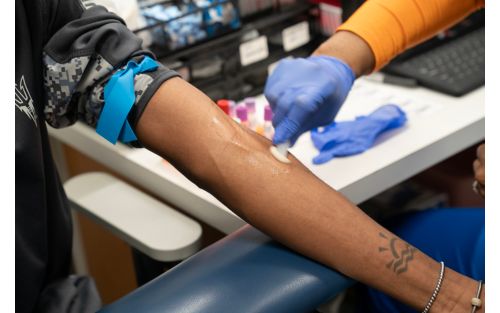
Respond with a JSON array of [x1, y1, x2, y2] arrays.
[[244, 97, 257, 128], [245, 97, 256, 113], [217, 99, 231, 115], [228, 100, 236, 117], [255, 125, 265, 136], [236, 105, 249, 127], [264, 105, 274, 139]]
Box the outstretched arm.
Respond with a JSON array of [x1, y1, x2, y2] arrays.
[[42, 3, 484, 310], [317, 0, 485, 74], [136, 77, 484, 313]]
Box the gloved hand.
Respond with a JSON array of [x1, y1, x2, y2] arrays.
[[311, 104, 407, 164], [264, 55, 355, 145]]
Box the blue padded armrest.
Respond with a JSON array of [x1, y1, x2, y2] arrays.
[[99, 225, 354, 313]]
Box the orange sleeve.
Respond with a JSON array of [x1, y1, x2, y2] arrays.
[[337, 0, 485, 70]]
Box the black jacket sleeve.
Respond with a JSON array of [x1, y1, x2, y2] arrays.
[[43, 4, 179, 134]]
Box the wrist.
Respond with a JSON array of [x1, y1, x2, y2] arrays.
[[308, 55, 355, 85], [313, 31, 375, 77], [432, 268, 484, 313]]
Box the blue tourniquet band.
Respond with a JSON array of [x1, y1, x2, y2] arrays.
[[97, 56, 159, 144]]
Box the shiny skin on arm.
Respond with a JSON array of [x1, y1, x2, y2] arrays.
[[135, 78, 483, 312]]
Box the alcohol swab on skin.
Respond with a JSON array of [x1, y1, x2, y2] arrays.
[[270, 141, 291, 164]]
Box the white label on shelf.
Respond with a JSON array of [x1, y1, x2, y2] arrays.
[[282, 21, 310, 52], [239, 36, 269, 67]]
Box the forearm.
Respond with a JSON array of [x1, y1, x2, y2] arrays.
[[136, 78, 482, 312], [313, 31, 375, 77], [315, 0, 484, 72]]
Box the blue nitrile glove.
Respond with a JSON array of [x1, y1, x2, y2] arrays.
[[264, 55, 355, 145], [310, 104, 407, 164]]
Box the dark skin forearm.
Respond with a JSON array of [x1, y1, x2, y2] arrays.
[[136, 78, 483, 312], [313, 30, 375, 77]]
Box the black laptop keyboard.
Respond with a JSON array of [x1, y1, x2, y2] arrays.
[[385, 27, 484, 96]]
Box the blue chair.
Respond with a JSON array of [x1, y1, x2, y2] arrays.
[[66, 172, 354, 313], [99, 225, 354, 313]]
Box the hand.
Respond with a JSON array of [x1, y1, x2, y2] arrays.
[[264, 55, 355, 145], [473, 143, 485, 197]]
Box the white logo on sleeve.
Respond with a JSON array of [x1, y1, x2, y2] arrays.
[[15, 75, 38, 127]]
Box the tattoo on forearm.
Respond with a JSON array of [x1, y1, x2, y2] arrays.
[[378, 232, 417, 275]]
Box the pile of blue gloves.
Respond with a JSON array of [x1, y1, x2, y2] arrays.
[[265, 55, 407, 165]]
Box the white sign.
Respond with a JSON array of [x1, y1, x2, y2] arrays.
[[240, 36, 269, 66], [282, 21, 310, 52]]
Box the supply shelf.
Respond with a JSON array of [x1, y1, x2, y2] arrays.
[[134, 0, 321, 100]]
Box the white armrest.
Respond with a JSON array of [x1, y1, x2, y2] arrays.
[[65, 172, 202, 261]]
